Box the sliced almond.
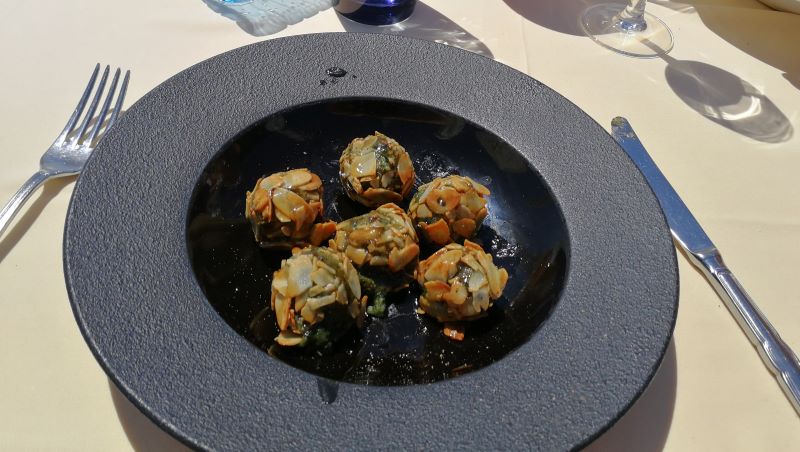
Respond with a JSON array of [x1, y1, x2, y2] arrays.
[[380, 170, 396, 188], [465, 176, 491, 195], [298, 173, 322, 191], [274, 208, 291, 224], [388, 243, 420, 272], [345, 263, 361, 300], [300, 303, 316, 324], [251, 188, 269, 213], [424, 250, 460, 282], [310, 267, 334, 287], [423, 218, 451, 245], [245, 191, 253, 220], [345, 246, 369, 266], [359, 134, 378, 149], [425, 189, 450, 215], [363, 188, 403, 204], [443, 324, 465, 341], [260, 173, 284, 190], [424, 280, 451, 301], [444, 280, 468, 305], [475, 207, 489, 224], [333, 230, 347, 250], [307, 201, 322, 215], [275, 331, 304, 347], [272, 270, 289, 296], [461, 253, 483, 273], [270, 187, 301, 211], [286, 255, 313, 297], [376, 229, 396, 245], [347, 175, 363, 194], [462, 190, 485, 213], [452, 218, 477, 238], [475, 251, 501, 297], [272, 187, 312, 227], [397, 152, 414, 185], [295, 290, 310, 312], [352, 151, 377, 177], [308, 284, 327, 298], [463, 239, 483, 251], [447, 176, 469, 192], [270, 281, 277, 311], [336, 283, 348, 305], [307, 293, 336, 312], [498, 268, 509, 292], [439, 249, 463, 272], [473, 286, 490, 311], [367, 242, 385, 255], [380, 203, 405, 215], [439, 187, 461, 210], [415, 181, 437, 206], [468, 270, 487, 292], [455, 204, 473, 219], [415, 203, 432, 218], [274, 292, 290, 331], [348, 228, 380, 246], [309, 221, 337, 246], [287, 308, 298, 331], [284, 168, 312, 188]]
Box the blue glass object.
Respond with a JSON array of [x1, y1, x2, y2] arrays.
[[334, 0, 417, 25]]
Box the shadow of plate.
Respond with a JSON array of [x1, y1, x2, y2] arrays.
[[109, 381, 189, 451], [583, 339, 678, 452]]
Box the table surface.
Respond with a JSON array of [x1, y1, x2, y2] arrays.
[[1, 0, 798, 450]]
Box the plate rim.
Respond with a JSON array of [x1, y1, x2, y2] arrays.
[[63, 32, 678, 451]]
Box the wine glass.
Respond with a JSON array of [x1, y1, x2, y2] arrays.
[[580, 0, 673, 58]]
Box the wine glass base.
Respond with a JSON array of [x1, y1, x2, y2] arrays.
[[580, 3, 674, 58]]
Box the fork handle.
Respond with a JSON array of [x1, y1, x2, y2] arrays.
[[0, 170, 52, 238]]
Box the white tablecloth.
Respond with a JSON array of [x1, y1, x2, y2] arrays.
[[1, 0, 798, 449]]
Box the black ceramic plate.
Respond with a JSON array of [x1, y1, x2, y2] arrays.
[[64, 33, 677, 451]]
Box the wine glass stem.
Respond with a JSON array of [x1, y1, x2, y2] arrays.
[[616, 0, 648, 32]]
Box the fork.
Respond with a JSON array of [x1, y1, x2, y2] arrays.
[[0, 64, 130, 238]]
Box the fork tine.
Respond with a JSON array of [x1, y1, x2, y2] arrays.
[[86, 68, 121, 145], [73, 65, 110, 145], [56, 63, 100, 142], [106, 70, 130, 130]]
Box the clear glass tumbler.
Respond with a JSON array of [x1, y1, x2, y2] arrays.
[[334, 0, 417, 26]]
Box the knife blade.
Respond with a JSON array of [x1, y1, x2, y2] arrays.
[[611, 116, 800, 416]]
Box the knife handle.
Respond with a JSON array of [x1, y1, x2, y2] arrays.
[[690, 249, 800, 415]]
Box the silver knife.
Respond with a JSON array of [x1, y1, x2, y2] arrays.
[[611, 116, 800, 416]]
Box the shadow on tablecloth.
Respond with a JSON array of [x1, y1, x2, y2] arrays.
[[337, 1, 494, 59], [503, 0, 793, 143], [0, 177, 74, 264], [662, 57, 793, 143], [109, 381, 189, 452], [584, 339, 678, 452], [504, 0, 800, 90], [652, 0, 800, 90]]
